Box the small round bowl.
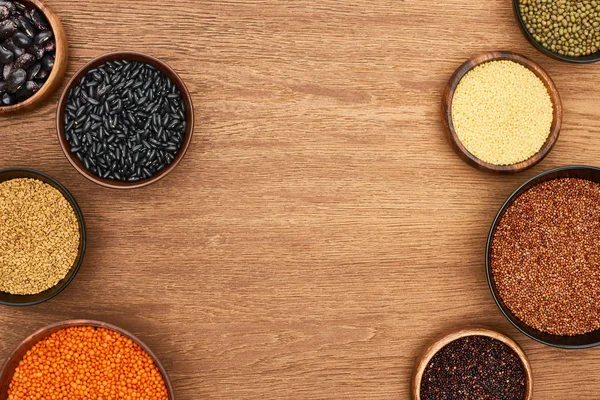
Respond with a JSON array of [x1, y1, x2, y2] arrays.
[[0, 0, 68, 114], [0, 168, 86, 306], [56, 51, 194, 189], [487, 165, 600, 349], [0, 320, 175, 399], [412, 327, 533, 400], [442, 51, 562, 173], [514, 0, 600, 64]]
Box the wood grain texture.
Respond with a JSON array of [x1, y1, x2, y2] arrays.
[[0, 0, 600, 398], [442, 51, 562, 173]]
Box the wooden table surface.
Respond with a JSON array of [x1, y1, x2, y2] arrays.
[[1, 0, 599, 398]]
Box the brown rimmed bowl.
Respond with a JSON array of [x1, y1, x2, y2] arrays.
[[412, 327, 533, 400], [56, 51, 194, 189], [487, 165, 600, 349], [0, 0, 68, 114], [442, 51, 562, 173], [0, 168, 85, 307], [0, 320, 175, 399], [514, 0, 600, 64]]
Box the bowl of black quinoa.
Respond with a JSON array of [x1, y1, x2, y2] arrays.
[[0, 0, 67, 113], [56, 51, 194, 189], [412, 327, 533, 400]]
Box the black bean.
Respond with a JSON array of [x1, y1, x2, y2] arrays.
[[17, 18, 36, 38], [14, 52, 34, 69], [39, 54, 53, 71], [0, 19, 16, 39], [0, 43, 12, 63], [5, 68, 26, 93], [27, 8, 48, 30], [12, 31, 32, 48], [26, 61, 40, 79]]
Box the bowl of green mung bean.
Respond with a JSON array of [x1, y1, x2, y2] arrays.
[[0, 168, 86, 306], [515, 0, 600, 63], [443, 51, 562, 173]]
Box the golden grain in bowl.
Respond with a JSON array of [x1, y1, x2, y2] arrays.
[[0, 168, 86, 306], [442, 51, 562, 173]]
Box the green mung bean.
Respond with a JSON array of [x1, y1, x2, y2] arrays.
[[520, 0, 600, 57]]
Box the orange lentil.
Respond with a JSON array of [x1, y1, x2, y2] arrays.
[[7, 326, 169, 400]]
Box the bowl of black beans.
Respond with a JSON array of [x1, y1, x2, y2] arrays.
[[0, 0, 66, 112], [56, 52, 194, 189]]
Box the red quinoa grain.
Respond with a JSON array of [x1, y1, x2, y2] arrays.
[[491, 178, 600, 336]]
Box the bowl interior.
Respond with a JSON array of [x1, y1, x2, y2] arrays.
[[443, 51, 562, 173], [487, 166, 600, 348], [0, 320, 174, 400], [0, 0, 68, 114], [513, 0, 600, 64], [0, 169, 85, 306], [57, 51, 194, 189], [412, 327, 533, 400]]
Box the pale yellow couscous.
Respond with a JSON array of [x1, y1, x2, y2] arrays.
[[451, 60, 553, 166]]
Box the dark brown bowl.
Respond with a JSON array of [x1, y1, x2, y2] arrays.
[[514, 0, 600, 64], [0, 168, 85, 306], [412, 327, 533, 400], [0, 320, 175, 399], [487, 165, 600, 349], [56, 51, 194, 189], [0, 0, 68, 114], [442, 51, 562, 173]]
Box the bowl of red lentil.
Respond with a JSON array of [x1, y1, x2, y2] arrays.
[[442, 51, 562, 173], [0, 320, 174, 399], [412, 327, 533, 400], [0, 168, 86, 307], [487, 165, 600, 348]]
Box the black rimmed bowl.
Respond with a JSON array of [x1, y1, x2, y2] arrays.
[[514, 0, 600, 64], [486, 165, 600, 348], [0, 320, 175, 399], [0, 168, 86, 306]]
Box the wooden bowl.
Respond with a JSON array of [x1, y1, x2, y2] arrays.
[[56, 51, 194, 189], [487, 165, 600, 349], [514, 0, 600, 64], [0, 320, 175, 399], [442, 51, 562, 173], [0, 0, 68, 114], [0, 168, 86, 306], [412, 327, 533, 400]]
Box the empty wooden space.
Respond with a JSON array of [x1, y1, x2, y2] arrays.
[[1, 0, 599, 398]]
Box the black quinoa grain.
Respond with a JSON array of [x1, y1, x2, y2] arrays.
[[64, 60, 187, 182], [421, 335, 526, 400]]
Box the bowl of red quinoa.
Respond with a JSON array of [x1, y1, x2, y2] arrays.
[[0, 320, 174, 399], [0, 168, 86, 307], [487, 165, 600, 348], [412, 327, 533, 400]]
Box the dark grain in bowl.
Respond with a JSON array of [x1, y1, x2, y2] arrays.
[[513, 0, 600, 64], [486, 166, 600, 349], [442, 51, 562, 173], [0, 0, 68, 114], [56, 51, 194, 189], [0, 320, 175, 400], [412, 327, 533, 400], [0, 168, 85, 306]]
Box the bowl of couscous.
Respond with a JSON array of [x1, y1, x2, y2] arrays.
[[0, 168, 86, 306], [442, 51, 562, 173]]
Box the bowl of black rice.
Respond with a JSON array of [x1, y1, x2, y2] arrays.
[[56, 51, 194, 189]]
